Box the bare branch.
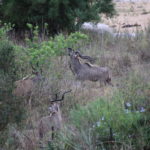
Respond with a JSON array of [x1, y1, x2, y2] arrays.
[[50, 90, 72, 102]]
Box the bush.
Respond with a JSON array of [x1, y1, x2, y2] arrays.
[[23, 31, 88, 71], [68, 97, 141, 149], [0, 40, 18, 79], [0, 22, 17, 78], [0, 57, 25, 148], [0, 25, 25, 148]]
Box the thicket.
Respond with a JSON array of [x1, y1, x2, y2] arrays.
[[0, 24, 25, 146]]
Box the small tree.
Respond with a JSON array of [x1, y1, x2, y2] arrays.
[[1, 0, 115, 34]]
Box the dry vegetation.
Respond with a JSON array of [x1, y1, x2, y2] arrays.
[[102, 0, 150, 32]]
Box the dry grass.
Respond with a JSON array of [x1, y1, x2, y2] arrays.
[[102, 1, 150, 32]]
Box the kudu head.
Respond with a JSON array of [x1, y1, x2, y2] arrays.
[[48, 90, 72, 115], [38, 90, 72, 141], [68, 48, 80, 59]]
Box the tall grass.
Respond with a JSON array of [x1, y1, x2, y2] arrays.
[[52, 73, 150, 150]]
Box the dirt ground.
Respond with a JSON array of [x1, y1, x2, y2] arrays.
[[102, 0, 150, 32]]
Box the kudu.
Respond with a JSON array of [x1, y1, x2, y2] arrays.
[[68, 48, 113, 86], [13, 63, 43, 108], [38, 90, 72, 141]]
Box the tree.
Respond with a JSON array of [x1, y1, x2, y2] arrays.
[[0, 0, 115, 34]]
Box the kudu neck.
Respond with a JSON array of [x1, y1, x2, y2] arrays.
[[71, 57, 81, 74]]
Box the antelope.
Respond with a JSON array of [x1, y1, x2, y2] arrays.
[[68, 48, 113, 86], [10, 90, 71, 150], [13, 63, 44, 108], [38, 90, 72, 142]]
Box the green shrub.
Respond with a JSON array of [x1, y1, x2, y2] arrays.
[[24, 31, 88, 70], [0, 22, 18, 79], [0, 25, 25, 148], [0, 22, 13, 40], [0, 40, 17, 79], [70, 96, 141, 147], [0, 57, 25, 148]]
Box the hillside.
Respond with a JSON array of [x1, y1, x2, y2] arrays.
[[0, 1, 150, 150]]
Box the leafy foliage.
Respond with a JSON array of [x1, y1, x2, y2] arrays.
[[0, 76, 25, 131], [68, 96, 141, 149], [19, 29, 88, 71], [0, 22, 18, 79], [0, 40, 17, 78], [0, 22, 13, 39]]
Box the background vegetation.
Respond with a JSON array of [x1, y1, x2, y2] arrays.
[[0, 0, 150, 150], [0, 0, 115, 35]]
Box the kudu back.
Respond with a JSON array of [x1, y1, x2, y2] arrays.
[[13, 72, 43, 96], [68, 48, 112, 86]]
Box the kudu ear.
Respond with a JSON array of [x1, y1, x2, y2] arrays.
[[77, 52, 96, 63]]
